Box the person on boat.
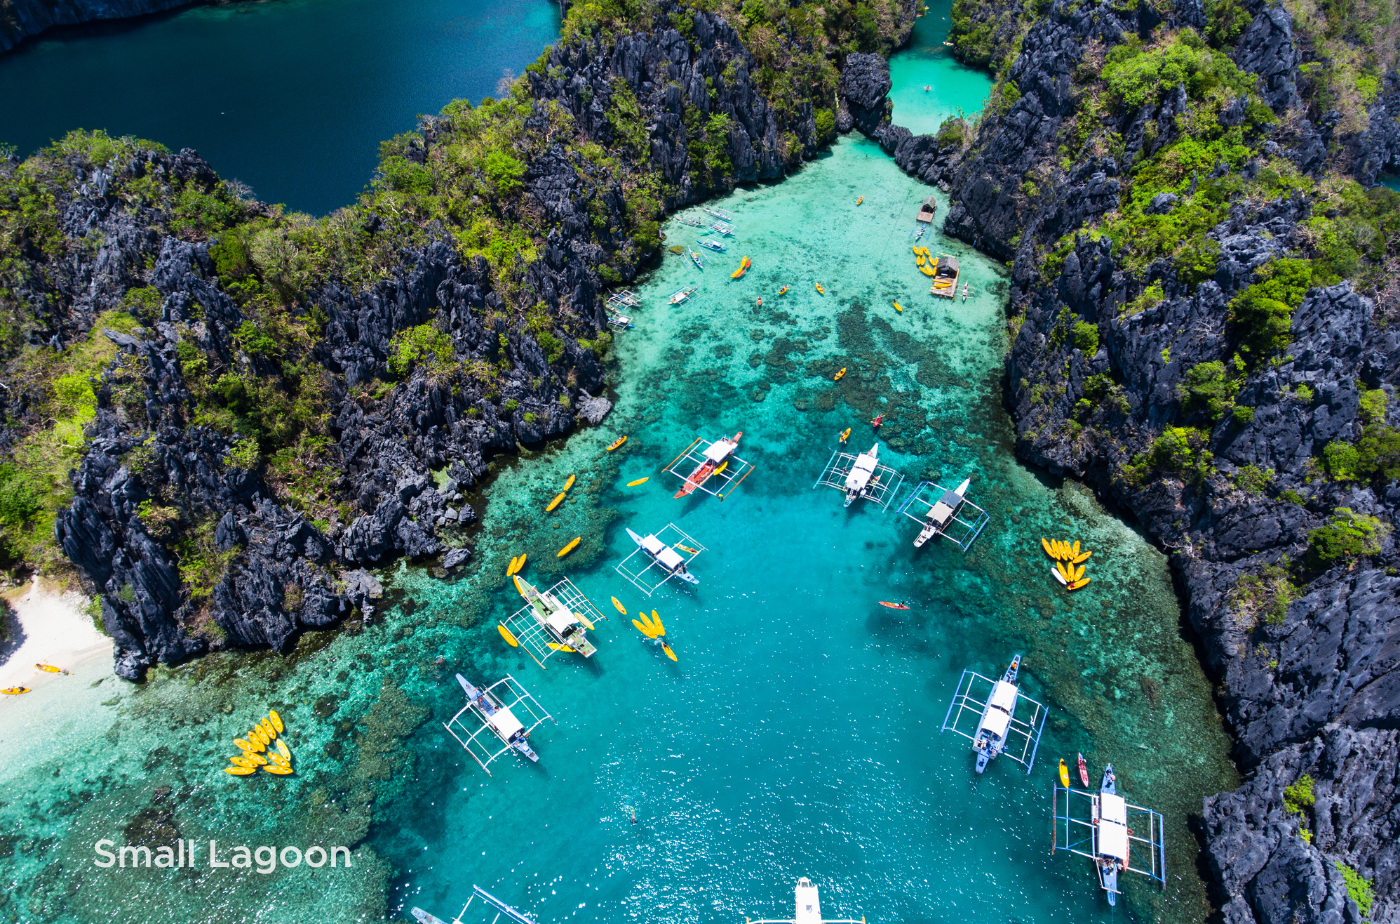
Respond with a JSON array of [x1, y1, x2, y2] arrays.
[[1106, 768, 1116, 785], [923, 85, 931, 92], [871, 414, 885, 428], [757, 297, 763, 308]]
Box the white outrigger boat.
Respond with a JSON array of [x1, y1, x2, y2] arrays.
[[616, 522, 707, 596], [895, 477, 991, 551], [703, 206, 734, 221], [669, 286, 698, 306], [413, 885, 538, 924], [442, 674, 555, 776], [663, 431, 751, 499], [709, 221, 735, 236], [698, 237, 727, 252], [942, 653, 1047, 775], [1052, 762, 1167, 905], [813, 441, 904, 509], [513, 576, 596, 656], [689, 249, 705, 270], [497, 576, 608, 669], [626, 528, 698, 585], [746, 878, 864, 924]]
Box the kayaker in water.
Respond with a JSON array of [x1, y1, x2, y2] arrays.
[[757, 296, 763, 308], [871, 414, 885, 428]]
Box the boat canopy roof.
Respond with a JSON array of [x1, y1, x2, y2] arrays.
[[989, 678, 1019, 712], [1098, 793, 1130, 861], [979, 705, 1012, 739], [486, 704, 525, 741], [640, 533, 666, 555], [656, 546, 685, 570], [703, 439, 736, 462], [545, 607, 577, 634], [928, 498, 959, 525]]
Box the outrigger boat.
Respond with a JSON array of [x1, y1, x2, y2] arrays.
[[942, 654, 1048, 775], [689, 249, 705, 270], [498, 576, 607, 669], [625, 528, 700, 586], [1052, 762, 1168, 905], [746, 878, 864, 924], [669, 286, 698, 305], [442, 674, 555, 775], [895, 477, 991, 551], [703, 206, 734, 221], [675, 214, 705, 228], [710, 221, 735, 236], [414, 884, 540, 924], [699, 238, 727, 252], [843, 444, 881, 507], [671, 431, 742, 498]]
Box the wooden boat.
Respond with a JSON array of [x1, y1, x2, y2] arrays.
[[676, 215, 704, 227], [627, 477, 648, 486], [557, 537, 581, 558], [689, 249, 705, 270], [699, 238, 727, 252], [703, 206, 733, 221], [674, 432, 742, 498]]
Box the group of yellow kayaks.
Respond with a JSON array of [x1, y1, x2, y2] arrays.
[[731, 256, 751, 279], [912, 245, 936, 277], [1042, 539, 1093, 591], [225, 709, 293, 777], [631, 609, 677, 661]]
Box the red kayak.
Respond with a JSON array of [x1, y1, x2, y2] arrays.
[[878, 601, 910, 610], [1077, 752, 1089, 787]]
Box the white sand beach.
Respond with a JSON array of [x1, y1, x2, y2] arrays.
[[0, 575, 111, 690]]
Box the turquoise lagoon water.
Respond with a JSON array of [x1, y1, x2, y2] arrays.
[[0, 136, 1237, 924], [0, 15, 1237, 924], [887, 0, 994, 136], [0, 0, 561, 213]]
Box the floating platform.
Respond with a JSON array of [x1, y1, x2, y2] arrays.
[[662, 435, 755, 501], [1052, 780, 1167, 903], [500, 577, 607, 669], [616, 522, 707, 597], [442, 674, 555, 776], [930, 253, 959, 298], [941, 661, 1047, 774], [895, 479, 990, 551], [917, 196, 937, 223], [813, 444, 905, 509], [413, 884, 539, 924]]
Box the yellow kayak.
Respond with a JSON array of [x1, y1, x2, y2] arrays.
[[234, 737, 253, 751], [893, 302, 903, 313], [1, 687, 30, 695], [275, 739, 291, 760], [563, 474, 576, 491], [558, 537, 581, 558], [650, 611, 665, 636], [632, 618, 653, 638], [1072, 540, 1080, 556], [225, 766, 255, 776], [815, 283, 825, 294], [1055, 561, 1071, 581], [627, 477, 649, 487], [229, 755, 255, 769], [1073, 564, 1086, 582], [506, 554, 519, 576], [1059, 759, 1070, 787], [919, 263, 935, 276], [262, 765, 293, 776], [1068, 577, 1091, 591], [834, 367, 846, 381], [260, 718, 277, 741], [546, 491, 567, 512], [661, 643, 678, 662], [1072, 550, 1092, 565], [607, 436, 628, 451], [498, 624, 520, 647], [242, 750, 267, 766], [547, 642, 576, 653], [35, 663, 67, 674], [269, 752, 291, 767], [269, 709, 284, 734], [1040, 538, 1055, 558], [916, 254, 927, 267], [612, 596, 627, 615]]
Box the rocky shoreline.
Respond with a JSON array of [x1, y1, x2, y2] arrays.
[[837, 0, 1398, 920], [0, 0, 226, 54]]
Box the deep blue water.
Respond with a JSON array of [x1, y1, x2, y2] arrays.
[[0, 0, 560, 213]]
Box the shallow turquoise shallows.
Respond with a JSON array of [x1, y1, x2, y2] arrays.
[[887, 0, 994, 136], [0, 0, 560, 214], [0, 17, 1238, 924]]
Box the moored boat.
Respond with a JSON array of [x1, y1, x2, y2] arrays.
[[913, 477, 971, 548], [971, 654, 1023, 773], [456, 673, 540, 762], [674, 432, 742, 498], [625, 528, 699, 585]]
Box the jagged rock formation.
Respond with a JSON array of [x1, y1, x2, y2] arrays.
[[898, 0, 1400, 919], [1, 0, 918, 681]]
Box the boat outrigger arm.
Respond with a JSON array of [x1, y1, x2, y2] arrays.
[[662, 433, 755, 500], [616, 522, 707, 597], [813, 443, 905, 510], [412, 884, 539, 924], [500, 577, 608, 669], [941, 655, 1048, 774], [442, 674, 556, 776], [746, 878, 865, 924], [895, 478, 991, 551], [1052, 771, 1167, 905]]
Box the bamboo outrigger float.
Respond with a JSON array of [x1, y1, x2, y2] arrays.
[[1052, 767, 1167, 905], [662, 432, 754, 501], [442, 674, 555, 776], [813, 442, 905, 509], [894, 478, 991, 551], [498, 577, 607, 669], [746, 878, 864, 924], [941, 654, 1048, 775]]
